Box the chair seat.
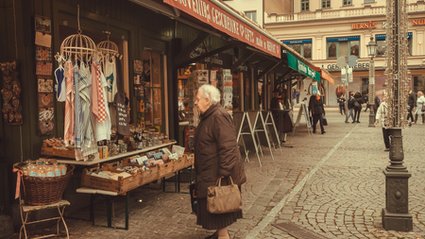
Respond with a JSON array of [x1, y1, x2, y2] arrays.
[[21, 200, 70, 213]]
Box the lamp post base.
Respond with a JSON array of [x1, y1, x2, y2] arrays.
[[368, 104, 375, 127], [382, 128, 412, 232], [382, 208, 412, 231]]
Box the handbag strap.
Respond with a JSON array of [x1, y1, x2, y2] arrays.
[[216, 176, 235, 186]]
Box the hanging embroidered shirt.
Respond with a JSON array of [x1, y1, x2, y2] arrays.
[[64, 61, 74, 146], [104, 56, 117, 103], [54, 65, 66, 102]]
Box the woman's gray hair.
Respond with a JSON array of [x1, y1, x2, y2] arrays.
[[198, 84, 221, 104]]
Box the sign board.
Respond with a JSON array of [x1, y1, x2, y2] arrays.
[[163, 0, 281, 58]]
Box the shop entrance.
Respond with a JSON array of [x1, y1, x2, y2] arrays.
[[413, 75, 425, 93]]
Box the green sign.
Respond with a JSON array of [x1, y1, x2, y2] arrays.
[[286, 52, 320, 81]]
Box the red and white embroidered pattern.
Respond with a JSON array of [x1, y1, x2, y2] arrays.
[[95, 64, 106, 122]]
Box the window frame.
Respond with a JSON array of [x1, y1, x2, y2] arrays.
[[244, 10, 257, 23], [343, 0, 352, 6], [301, 0, 310, 11], [322, 0, 331, 9]]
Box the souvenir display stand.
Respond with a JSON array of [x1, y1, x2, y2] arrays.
[[263, 111, 282, 153], [233, 111, 262, 166], [293, 102, 313, 135], [248, 111, 275, 161]]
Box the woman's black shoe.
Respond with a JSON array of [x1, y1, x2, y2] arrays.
[[205, 232, 218, 239]]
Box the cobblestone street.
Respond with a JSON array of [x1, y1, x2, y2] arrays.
[[63, 109, 425, 239]]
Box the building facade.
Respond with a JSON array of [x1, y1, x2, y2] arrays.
[[226, 0, 425, 105]]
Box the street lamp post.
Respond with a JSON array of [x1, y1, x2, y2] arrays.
[[366, 36, 377, 127]]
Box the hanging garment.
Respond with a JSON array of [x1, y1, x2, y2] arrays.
[[91, 62, 111, 142], [54, 65, 66, 102], [74, 63, 82, 149], [63, 61, 75, 146], [77, 62, 98, 160], [104, 56, 117, 103]]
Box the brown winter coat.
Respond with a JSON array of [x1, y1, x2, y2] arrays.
[[194, 104, 247, 199]]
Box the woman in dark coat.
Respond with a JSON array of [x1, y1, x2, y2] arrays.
[[193, 84, 246, 239], [308, 92, 326, 134], [353, 91, 363, 123]]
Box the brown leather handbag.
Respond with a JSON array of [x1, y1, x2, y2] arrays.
[[207, 176, 241, 214]]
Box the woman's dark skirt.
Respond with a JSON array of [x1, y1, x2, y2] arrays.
[[196, 198, 243, 230]]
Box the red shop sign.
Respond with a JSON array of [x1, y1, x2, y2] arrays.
[[163, 0, 281, 59]]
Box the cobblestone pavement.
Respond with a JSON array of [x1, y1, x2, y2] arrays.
[[59, 109, 425, 238]]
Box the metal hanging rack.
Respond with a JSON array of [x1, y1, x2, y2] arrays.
[[60, 5, 97, 62], [97, 31, 122, 60]]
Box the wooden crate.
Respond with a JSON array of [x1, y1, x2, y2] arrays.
[[158, 162, 175, 178], [140, 166, 159, 185], [80, 169, 141, 195], [41, 144, 75, 159]]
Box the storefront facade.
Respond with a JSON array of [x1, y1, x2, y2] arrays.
[[264, 1, 425, 106], [0, 0, 320, 225]]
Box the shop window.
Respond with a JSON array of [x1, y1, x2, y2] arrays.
[[343, 0, 352, 6], [326, 36, 360, 59], [375, 33, 412, 57], [244, 11, 257, 23], [361, 78, 368, 96], [413, 76, 425, 93], [283, 39, 312, 59], [138, 50, 164, 130], [322, 0, 331, 9], [301, 0, 309, 11]]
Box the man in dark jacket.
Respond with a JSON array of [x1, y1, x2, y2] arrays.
[[308, 92, 326, 134], [193, 84, 246, 239]]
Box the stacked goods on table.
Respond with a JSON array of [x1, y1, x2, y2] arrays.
[[41, 126, 172, 161], [81, 146, 194, 194], [13, 159, 74, 205]]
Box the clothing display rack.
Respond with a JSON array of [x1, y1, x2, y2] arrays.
[[60, 5, 97, 62], [97, 31, 122, 60]]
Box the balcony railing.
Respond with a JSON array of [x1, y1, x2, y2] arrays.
[[265, 3, 425, 23]]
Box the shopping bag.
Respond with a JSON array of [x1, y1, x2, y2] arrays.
[[322, 114, 328, 126]]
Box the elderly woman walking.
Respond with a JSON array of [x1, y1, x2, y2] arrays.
[[193, 84, 246, 239]]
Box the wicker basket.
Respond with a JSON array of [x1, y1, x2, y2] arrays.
[[21, 165, 74, 206]]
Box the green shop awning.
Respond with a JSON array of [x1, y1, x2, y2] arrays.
[[286, 52, 320, 81]]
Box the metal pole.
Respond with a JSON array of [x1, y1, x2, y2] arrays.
[[382, 0, 412, 231], [368, 51, 375, 127]]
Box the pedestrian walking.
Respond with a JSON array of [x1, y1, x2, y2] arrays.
[[414, 91, 425, 124], [374, 95, 381, 115], [353, 91, 362, 123], [193, 84, 246, 239], [407, 90, 416, 125], [308, 92, 326, 134], [337, 95, 346, 115], [345, 92, 355, 123], [375, 94, 390, 151]]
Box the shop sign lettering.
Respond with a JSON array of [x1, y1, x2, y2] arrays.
[[411, 18, 425, 26], [163, 0, 281, 59], [352, 21, 376, 30], [326, 63, 369, 72]]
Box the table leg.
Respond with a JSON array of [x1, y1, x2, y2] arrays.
[[106, 197, 112, 227], [90, 194, 95, 225], [125, 194, 129, 230]]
